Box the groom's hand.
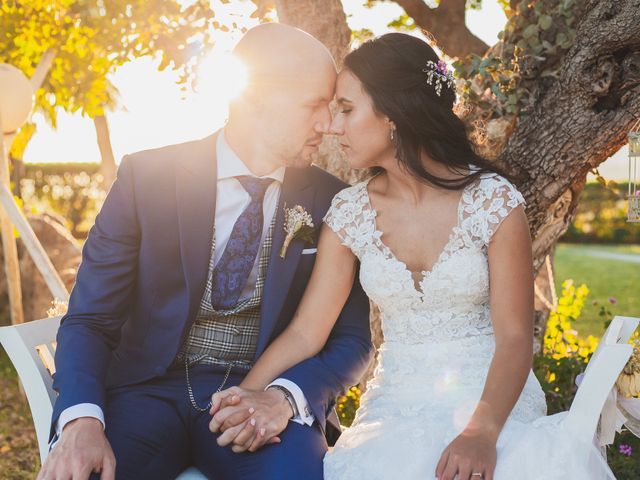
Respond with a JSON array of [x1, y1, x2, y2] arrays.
[[209, 387, 243, 417], [209, 387, 293, 453], [37, 417, 115, 480]]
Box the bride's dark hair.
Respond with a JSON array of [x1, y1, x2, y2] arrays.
[[343, 32, 507, 190]]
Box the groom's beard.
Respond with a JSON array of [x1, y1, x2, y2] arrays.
[[283, 147, 319, 168], [284, 155, 314, 168], [284, 136, 323, 168]]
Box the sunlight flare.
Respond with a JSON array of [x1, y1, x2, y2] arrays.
[[195, 52, 248, 106]]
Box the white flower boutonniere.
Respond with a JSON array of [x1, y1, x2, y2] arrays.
[[280, 204, 315, 259]]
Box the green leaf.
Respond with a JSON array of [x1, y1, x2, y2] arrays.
[[387, 14, 416, 31], [296, 225, 316, 245], [556, 32, 568, 46], [523, 24, 539, 39], [539, 14, 553, 30]]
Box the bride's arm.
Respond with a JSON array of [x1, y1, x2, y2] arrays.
[[240, 223, 358, 391], [470, 204, 534, 435], [436, 204, 534, 480]]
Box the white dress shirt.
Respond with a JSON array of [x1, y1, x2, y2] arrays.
[[54, 131, 314, 445]]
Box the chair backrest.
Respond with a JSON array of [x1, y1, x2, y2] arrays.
[[0, 316, 208, 479], [565, 316, 639, 438], [0, 316, 61, 463]]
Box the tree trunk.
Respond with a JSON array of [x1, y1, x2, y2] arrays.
[[274, 0, 351, 68], [496, 0, 640, 338], [10, 155, 24, 199], [93, 114, 117, 188]]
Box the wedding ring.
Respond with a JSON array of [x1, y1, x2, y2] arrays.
[[471, 473, 483, 478]]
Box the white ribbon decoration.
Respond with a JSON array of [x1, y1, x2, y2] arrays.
[[576, 370, 640, 447]]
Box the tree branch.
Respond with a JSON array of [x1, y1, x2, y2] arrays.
[[392, 0, 489, 58]]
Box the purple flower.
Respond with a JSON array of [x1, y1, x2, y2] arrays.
[[619, 444, 632, 456], [436, 60, 448, 75], [609, 297, 618, 305]]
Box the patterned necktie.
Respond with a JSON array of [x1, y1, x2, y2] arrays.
[[210, 175, 274, 310]]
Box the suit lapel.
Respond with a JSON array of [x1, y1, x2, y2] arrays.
[[256, 167, 315, 356], [176, 132, 218, 325]]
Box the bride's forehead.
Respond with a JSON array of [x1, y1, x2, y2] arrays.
[[336, 71, 364, 97]]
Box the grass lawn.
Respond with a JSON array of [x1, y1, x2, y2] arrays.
[[0, 348, 40, 479], [554, 243, 640, 338]]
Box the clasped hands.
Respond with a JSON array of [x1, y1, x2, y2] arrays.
[[208, 386, 294, 453]]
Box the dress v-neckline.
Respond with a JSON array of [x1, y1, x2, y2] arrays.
[[363, 177, 470, 297]]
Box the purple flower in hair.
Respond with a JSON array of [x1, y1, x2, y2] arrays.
[[422, 60, 454, 96]]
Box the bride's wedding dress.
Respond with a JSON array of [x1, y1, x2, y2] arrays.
[[322, 173, 616, 479]]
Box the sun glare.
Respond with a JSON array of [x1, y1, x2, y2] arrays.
[[195, 52, 248, 105]]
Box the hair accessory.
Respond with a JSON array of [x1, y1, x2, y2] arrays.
[[421, 60, 454, 97]]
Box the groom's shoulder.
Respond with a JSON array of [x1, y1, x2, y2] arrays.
[[306, 165, 350, 200], [122, 135, 215, 176]]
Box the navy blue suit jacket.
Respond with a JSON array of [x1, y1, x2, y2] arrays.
[[51, 132, 373, 440]]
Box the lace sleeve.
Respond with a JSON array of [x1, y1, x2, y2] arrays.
[[323, 183, 373, 257], [482, 175, 526, 244], [323, 187, 356, 248]]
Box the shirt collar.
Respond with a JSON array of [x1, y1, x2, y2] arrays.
[[216, 130, 286, 183]]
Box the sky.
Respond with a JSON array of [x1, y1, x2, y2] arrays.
[[21, 0, 629, 180]]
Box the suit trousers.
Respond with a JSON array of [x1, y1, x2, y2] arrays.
[[94, 364, 327, 480]]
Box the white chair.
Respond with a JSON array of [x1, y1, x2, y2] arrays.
[[0, 315, 207, 479], [565, 315, 640, 443]]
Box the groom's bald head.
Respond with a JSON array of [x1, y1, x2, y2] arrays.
[[233, 22, 336, 94], [227, 23, 337, 170]]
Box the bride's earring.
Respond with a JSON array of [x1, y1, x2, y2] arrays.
[[390, 129, 395, 141]]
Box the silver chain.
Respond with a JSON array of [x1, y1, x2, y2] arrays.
[[184, 357, 236, 412]]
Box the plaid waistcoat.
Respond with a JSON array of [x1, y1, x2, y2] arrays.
[[176, 211, 277, 370]]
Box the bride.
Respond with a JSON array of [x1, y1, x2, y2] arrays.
[[211, 33, 615, 479]]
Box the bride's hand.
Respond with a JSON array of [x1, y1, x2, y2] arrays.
[[435, 428, 497, 480]]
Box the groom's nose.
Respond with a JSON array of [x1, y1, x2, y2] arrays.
[[329, 114, 344, 136], [314, 104, 332, 134]]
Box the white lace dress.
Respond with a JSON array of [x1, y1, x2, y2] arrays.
[[322, 173, 615, 480]]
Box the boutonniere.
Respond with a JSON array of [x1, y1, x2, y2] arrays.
[[279, 204, 315, 259]]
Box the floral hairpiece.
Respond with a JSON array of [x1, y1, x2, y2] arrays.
[[421, 60, 454, 97]]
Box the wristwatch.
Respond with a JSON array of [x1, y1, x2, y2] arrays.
[[267, 385, 299, 419]]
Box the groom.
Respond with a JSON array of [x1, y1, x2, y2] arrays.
[[39, 23, 372, 480]]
